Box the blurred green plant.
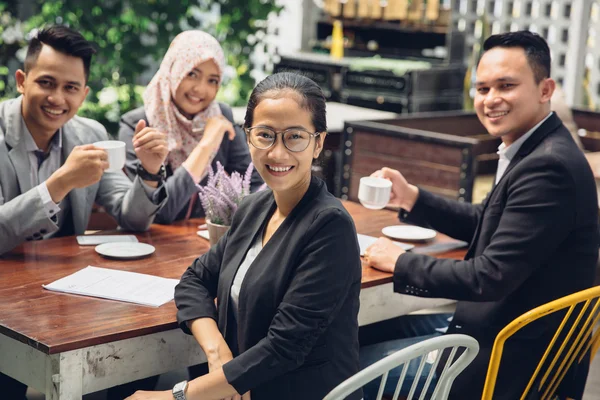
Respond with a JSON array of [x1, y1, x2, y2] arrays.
[[0, 3, 28, 94], [0, 0, 282, 135]]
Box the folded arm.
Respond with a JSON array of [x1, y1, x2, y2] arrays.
[[222, 209, 361, 394], [394, 158, 575, 301]]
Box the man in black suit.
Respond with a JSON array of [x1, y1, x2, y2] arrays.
[[361, 31, 599, 399]]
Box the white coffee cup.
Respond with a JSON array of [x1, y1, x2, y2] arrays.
[[93, 140, 126, 172], [358, 176, 392, 210]]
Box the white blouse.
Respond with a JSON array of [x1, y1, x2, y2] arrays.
[[230, 230, 263, 320]]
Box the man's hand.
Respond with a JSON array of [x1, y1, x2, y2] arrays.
[[46, 144, 108, 203], [133, 120, 169, 175], [371, 167, 419, 211], [125, 390, 172, 400], [364, 237, 406, 273], [197, 115, 235, 153]]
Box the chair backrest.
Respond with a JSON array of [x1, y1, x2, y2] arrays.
[[323, 334, 479, 400], [482, 286, 600, 400], [340, 115, 488, 203]]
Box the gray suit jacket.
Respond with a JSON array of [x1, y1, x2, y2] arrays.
[[0, 97, 167, 255]]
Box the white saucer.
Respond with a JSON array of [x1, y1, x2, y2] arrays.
[[381, 225, 437, 241], [95, 242, 155, 259], [197, 230, 210, 240]]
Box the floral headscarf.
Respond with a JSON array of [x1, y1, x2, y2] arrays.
[[143, 30, 225, 169]]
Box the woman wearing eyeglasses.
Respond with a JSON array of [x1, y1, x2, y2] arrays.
[[126, 72, 362, 400], [118, 30, 262, 224]]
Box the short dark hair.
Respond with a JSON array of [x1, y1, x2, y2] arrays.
[[25, 25, 96, 82], [244, 72, 327, 134], [482, 30, 551, 83]]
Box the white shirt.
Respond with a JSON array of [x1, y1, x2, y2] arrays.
[[495, 112, 553, 184], [230, 230, 263, 320], [20, 123, 67, 235]]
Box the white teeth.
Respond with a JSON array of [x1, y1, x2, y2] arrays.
[[43, 107, 64, 115], [187, 95, 201, 102], [268, 165, 292, 172], [488, 111, 508, 118]]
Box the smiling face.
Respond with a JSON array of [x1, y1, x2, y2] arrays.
[[474, 46, 554, 145], [16, 44, 89, 140], [249, 94, 325, 196], [173, 59, 220, 118]]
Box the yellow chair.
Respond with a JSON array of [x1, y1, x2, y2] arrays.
[[482, 285, 600, 400]]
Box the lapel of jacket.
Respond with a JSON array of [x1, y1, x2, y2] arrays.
[[62, 122, 95, 234], [5, 98, 34, 195], [464, 113, 562, 259], [240, 176, 322, 281], [217, 177, 322, 340]]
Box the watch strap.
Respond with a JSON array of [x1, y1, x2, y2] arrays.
[[137, 163, 166, 182]]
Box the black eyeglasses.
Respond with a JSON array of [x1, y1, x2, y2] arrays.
[[245, 126, 321, 152]]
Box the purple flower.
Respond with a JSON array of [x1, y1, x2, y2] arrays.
[[197, 162, 259, 226]]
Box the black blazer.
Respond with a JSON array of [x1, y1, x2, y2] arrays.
[[394, 114, 599, 399], [119, 103, 263, 223], [175, 177, 362, 400]]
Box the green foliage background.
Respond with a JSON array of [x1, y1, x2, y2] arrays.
[[0, 0, 282, 135]]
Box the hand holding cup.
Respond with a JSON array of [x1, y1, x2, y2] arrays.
[[369, 167, 419, 211]]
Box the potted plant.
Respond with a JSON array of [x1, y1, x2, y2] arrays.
[[197, 161, 255, 245]]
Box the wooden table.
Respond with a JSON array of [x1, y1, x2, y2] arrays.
[[0, 201, 466, 399]]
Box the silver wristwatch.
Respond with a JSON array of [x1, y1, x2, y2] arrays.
[[172, 380, 188, 400]]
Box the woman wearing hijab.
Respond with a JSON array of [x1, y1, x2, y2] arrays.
[[119, 30, 262, 224]]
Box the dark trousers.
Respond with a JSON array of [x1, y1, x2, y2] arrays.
[[0, 373, 27, 400]]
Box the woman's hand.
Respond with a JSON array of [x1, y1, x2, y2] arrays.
[[188, 318, 248, 400], [206, 344, 234, 373], [197, 115, 236, 153], [222, 390, 251, 400], [133, 119, 169, 175], [206, 345, 250, 400], [125, 389, 172, 400]]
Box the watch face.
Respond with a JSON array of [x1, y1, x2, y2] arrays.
[[173, 380, 188, 393]]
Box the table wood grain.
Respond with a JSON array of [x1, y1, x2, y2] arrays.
[[0, 201, 466, 354]]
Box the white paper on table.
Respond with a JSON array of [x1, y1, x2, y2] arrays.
[[357, 233, 415, 256], [42, 266, 179, 307]]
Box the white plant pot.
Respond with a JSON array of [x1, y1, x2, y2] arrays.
[[206, 220, 230, 246]]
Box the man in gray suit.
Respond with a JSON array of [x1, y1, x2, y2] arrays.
[[0, 24, 171, 397], [0, 25, 170, 256]]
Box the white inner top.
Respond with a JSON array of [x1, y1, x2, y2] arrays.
[[230, 229, 264, 320]]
